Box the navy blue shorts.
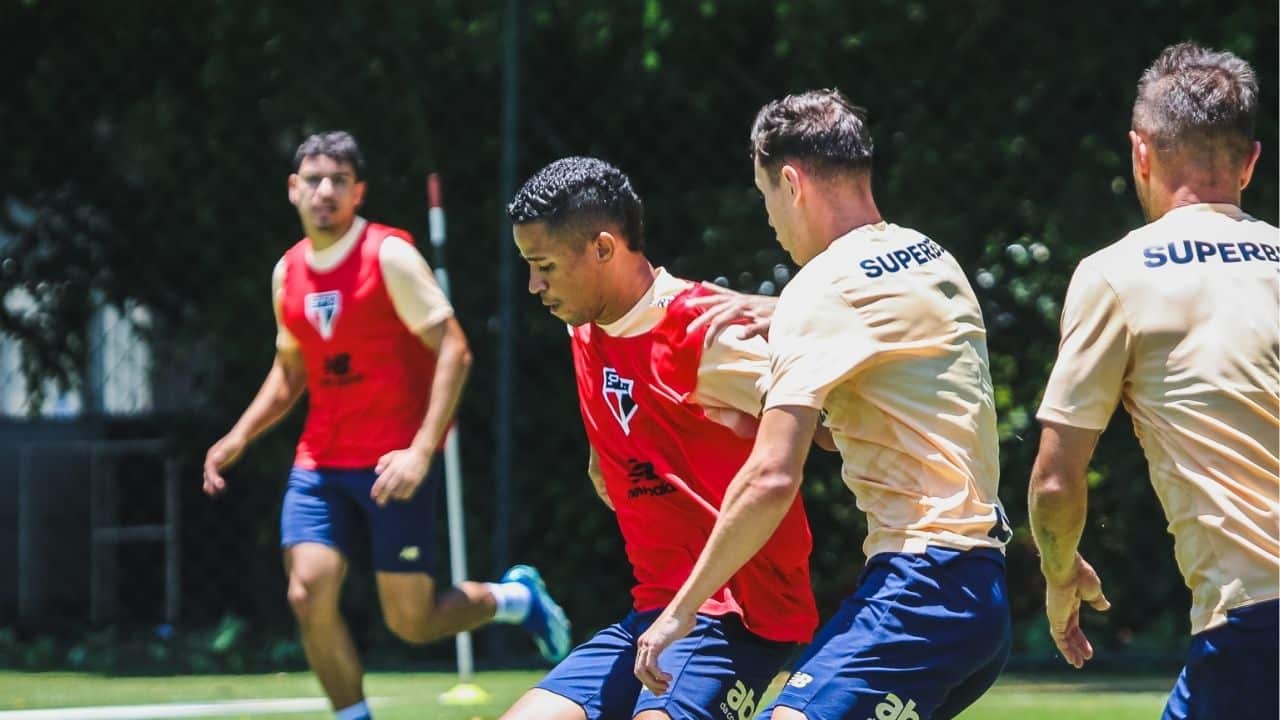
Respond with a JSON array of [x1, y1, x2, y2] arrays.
[[1162, 599, 1278, 720], [537, 609, 794, 720], [769, 546, 1010, 720], [279, 463, 442, 574]]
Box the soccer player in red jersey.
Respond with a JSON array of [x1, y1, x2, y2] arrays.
[[500, 156, 818, 720], [202, 132, 569, 720]]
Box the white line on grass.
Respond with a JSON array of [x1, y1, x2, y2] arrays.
[[0, 697, 388, 719]]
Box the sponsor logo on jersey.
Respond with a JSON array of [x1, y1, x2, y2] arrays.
[[1142, 240, 1279, 268], [320, 352, 363, 387], [859, 238, 948, 278], [787, 672, 814, 689], [305, 290, 342, 339], [870, 692, 919, 720], [720, 679, 759, 720], [625, 458, 677, 500], [603, 367, 639, 435]]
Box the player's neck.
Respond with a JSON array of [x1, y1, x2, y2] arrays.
[[306, 219, 356, 252], [596, 258, 656, 326], [821, 194, 883, 248], [1149, 181, 1241, 220]]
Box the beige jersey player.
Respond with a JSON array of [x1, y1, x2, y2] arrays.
[[765, 220, 1007, 558], [1038, 204, 1279, 634], [1028, 41, 1277, 720], [635, 89, 1012, 720]]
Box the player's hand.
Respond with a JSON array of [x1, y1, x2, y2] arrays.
[[202, 433, 247, 497], [371, 447, 433, 507], [686, 282, 777, 348], [634, 607, 696, 695], [1044, 553, 1110, 669]]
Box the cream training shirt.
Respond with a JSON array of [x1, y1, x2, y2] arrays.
[[766, 222, 1007, 559], [273, 217, 454, 350], [1038, 203, 1280, 634]]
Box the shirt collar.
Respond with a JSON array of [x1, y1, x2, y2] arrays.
[[307, 216, 367, 271]]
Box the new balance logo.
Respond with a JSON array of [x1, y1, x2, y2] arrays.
[[602, 367, 638, 435], [719, 680, 758, 720], [304, 290, 342, 340], [398, 546, 420, 562], [870, 693, 919, 720], [787, 672, 814, 689]]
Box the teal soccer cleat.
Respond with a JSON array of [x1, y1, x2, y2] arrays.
[[501, 564, 572, 663]]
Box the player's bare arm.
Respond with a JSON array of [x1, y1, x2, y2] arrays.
[[686, 281, 777, 348], [634, 404, 818, 694], [1029, 421, 1111, 669], [587, 445, 614, 510], [371, 316, 472, 506], [203, 346, 307, 496]]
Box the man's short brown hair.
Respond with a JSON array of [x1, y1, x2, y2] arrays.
[[1132, 42, 1258, 166], [750, 89, 874, 182]]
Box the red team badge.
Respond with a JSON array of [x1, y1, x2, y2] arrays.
[[304, 290, 342, 340], [602, 367, 638, 434]]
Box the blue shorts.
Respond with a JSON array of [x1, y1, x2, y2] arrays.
[[1162, 599, 1279, 720], [537, 609, 794, 720], [280, 463, 442, 574], [769, 546, 1010, 720]]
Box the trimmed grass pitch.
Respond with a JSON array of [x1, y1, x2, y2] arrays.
[[0, 670, 1170, 719]]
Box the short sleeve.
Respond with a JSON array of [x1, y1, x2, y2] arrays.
[[1037, 260, 1132, 430], [379, 236, 455, 334], [693, 325, 770, 417], [273, 258, 298, 351], [765, 283, 876, 411]]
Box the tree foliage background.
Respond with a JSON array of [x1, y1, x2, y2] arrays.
[[1, 0, 1275, 667]]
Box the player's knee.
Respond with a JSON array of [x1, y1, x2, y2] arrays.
[[633, 711, 673, 720], [286, 581, 337, 626]]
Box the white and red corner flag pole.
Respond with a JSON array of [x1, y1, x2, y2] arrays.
[[429, 174, 487, 705]]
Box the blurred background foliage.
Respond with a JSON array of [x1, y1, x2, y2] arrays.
[[0, 0, 1274, 668]]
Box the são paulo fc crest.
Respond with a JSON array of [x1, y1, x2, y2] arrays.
[[602, 367, 638, 435], [304, 291, 342, 340]]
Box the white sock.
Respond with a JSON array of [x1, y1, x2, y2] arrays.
[[335, 700, 371, 720], [488, 581, 533, 624]]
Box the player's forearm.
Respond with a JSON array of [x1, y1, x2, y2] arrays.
[[1028, 458, 1088, 584], [668, 461, 799, 618], [408, 326, 473, 455], [1028, 423, 1099, 583], [227, 355, 306, 444]]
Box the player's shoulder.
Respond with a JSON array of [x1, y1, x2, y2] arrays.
[[365, 220, 415, 243], [376, 231, 433, 278], [650, 269, 696, 309]]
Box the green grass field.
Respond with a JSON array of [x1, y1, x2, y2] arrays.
[[0, 670, 1171, 719]]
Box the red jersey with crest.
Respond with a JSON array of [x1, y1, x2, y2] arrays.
[[570, 283, 818, 643], [280, 222, 437, 469]]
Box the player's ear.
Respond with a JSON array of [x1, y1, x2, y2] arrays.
[[592, 231, 616, 263], [1129, 131, 1150, 179], [352, 179, 367, 209], [287, 173, 300, 205], [1240, 141, 1261, 191], [780, 164, 802, 204]]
